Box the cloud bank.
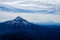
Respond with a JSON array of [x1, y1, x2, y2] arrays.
[[0, 0, 60, 24], [0, 0, 60, 13]]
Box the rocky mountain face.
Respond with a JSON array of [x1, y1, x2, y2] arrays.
[[0, 16, 60, 40], [0, 16, 40, 40]]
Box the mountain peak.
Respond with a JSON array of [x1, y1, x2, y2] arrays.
[[11, 16, 29, 26], [14, 16, 23, 21], [3, 16, 30, 26]]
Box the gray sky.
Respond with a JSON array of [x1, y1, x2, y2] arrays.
[[0, 0, 60, 24], [0, 0, 60, 5]]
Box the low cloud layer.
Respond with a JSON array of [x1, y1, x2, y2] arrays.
[[0, 12, 60, 23]]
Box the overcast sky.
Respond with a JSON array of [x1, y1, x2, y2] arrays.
[[0, 0, 60, 24], [0, 0, 60, 13], [0, 0, 60, 4]]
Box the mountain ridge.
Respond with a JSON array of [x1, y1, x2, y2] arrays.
[[0, 16, 60, 40]]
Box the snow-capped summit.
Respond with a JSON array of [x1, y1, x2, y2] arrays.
[[1, 16, 30, 27], [2, 16, 30, 27], [13, 16, 23, 22], [12, 16, 29, 26]]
